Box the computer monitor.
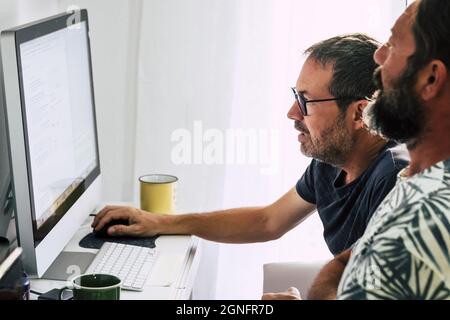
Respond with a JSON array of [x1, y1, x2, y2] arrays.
[[0, 10, 101, 278]]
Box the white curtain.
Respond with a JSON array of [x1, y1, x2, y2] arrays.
[[133, 0, 406, 299], [213, 0, 406, 299]]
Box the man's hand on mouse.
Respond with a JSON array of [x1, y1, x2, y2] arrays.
[[92, 206, 163, 237]]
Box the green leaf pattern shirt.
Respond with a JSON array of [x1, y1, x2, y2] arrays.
[[338, 159, 450, 299]]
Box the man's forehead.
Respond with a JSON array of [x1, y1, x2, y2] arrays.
[[392, 1, 418, 38], [297, 58, 333, 92]]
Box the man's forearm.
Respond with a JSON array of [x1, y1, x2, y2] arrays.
[[147, 187, 315, 243], [157, 207, 277, 243], [307, 249, 351, 300]]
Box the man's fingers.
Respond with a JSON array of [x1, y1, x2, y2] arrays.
[[92, 205, 119, 227], [287, 287, 301, 298], [93, 208, 133, 232], [109, 224, 140, 237]]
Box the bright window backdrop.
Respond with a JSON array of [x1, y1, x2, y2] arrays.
[[135, 0, 406, 299], [0, 0, 407, 299]]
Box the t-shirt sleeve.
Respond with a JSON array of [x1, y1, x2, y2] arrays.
[[296, 161, 316, 204]]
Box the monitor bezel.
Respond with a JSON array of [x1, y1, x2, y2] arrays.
[[12, 10, 100, 245], [0, 82, 13, 238]]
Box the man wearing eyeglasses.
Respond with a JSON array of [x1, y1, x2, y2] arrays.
[[93, 34, 408, 298], [284, 34, 410, 257]]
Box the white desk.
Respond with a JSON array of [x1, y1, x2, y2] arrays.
[[30, 216, 202, 300]]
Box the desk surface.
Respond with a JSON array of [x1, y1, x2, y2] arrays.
[[30, 216, 201, 300]]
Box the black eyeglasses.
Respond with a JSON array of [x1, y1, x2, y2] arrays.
[[291, 87, 365, 116]]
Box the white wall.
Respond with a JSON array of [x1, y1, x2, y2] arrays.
[[0, 0, 59, 30]]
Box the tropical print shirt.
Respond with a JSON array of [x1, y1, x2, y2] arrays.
[[337, 159, 450, 299]]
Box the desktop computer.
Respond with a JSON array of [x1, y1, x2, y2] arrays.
[[0, 10, 101, 278], [0, 10, 160, 292]]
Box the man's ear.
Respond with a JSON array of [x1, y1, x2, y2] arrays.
[[417, 60, 448, 101], [350, 100, 368, 130]]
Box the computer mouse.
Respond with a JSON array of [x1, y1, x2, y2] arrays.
[[93, 219, 129, 238]]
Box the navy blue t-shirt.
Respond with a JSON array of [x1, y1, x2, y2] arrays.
[[296, 142, 409, 255]]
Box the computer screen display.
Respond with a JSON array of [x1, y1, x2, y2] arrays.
[[18, 21, 98, 239]]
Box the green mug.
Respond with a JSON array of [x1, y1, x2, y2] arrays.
[[59, 273, 121, 300]]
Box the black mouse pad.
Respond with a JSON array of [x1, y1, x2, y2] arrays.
[[79, 232, 158, 249]]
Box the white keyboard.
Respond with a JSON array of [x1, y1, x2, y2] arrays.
[[85, 242, 159, 291]]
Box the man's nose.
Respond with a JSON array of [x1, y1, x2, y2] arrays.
[[287, 102, 304, 121], [374, 44, 388, 66]]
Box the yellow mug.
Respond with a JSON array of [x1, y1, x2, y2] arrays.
[[139, 174, 178, 214]]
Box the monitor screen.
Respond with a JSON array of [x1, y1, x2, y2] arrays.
[[1, 10, 102, 277], [18, 21, 98, 241]]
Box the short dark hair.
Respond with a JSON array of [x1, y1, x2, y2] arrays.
[[409, 0, 450, 72], [305, 34, 380, 112]]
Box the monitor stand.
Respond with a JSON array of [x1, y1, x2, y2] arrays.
[[42, 251, 95, 281]]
